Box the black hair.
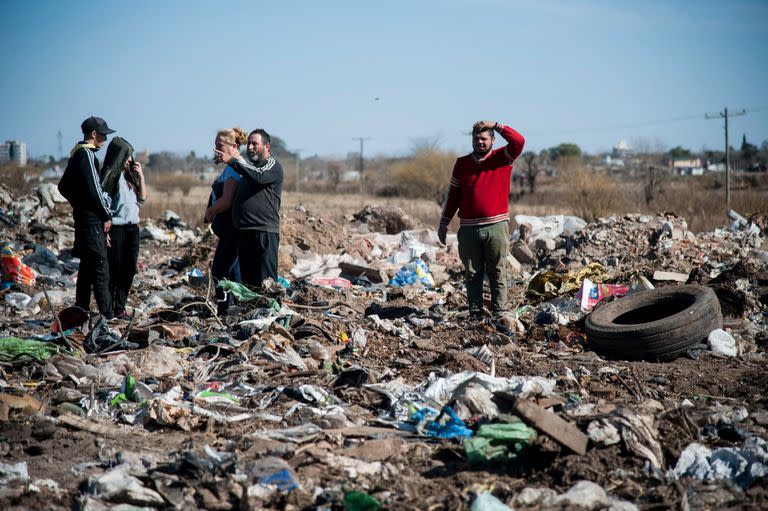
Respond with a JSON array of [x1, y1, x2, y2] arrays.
[[249, 129, 271, 144], [473, 126, 495, 137]]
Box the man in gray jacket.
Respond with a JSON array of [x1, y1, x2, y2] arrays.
[[215, 129, 283, 287]]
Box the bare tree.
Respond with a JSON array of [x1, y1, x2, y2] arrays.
[[409, 135, 443, 153], [521, 151, 540, 194], [326, 162, 342, 192], [631, 137, 668, 205]]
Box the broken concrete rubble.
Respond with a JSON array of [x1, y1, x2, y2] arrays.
[[0, 187, 766, 509]]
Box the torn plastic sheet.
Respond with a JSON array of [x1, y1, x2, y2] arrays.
[[672, 436, 768, 489], [238, 305, 295, 332], [281, 384, 342, 407], [367, 314, 415, 340], [145, 386, 258, 430], [261, 342, 308, 371], [423, 371, 557, 406], [285, 403, 350, 428], [365, 372, 556, 422], [588, 407, 664, 470], [248, 423, 324, 443]]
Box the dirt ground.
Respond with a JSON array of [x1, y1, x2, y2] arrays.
[[1, 192, 767, 510]]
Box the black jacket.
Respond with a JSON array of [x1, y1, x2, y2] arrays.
[[230, 156, 283, 233], [58, 143, 113, 226]]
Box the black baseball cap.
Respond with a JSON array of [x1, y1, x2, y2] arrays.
[[81, 116, 116, 135]]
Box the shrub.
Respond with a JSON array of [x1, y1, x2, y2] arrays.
[[0, 163, 42, 196], [146, 171, 203, 196], [389, 149, 457, 202], [559, 165, 627, 221]]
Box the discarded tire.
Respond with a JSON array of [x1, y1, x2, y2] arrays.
[[585, 285, 722, 361]]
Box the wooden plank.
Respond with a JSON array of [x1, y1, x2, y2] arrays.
[[58, 413, 121, 437], [513, 398, 588, 455], [652, 271, 689, 283]]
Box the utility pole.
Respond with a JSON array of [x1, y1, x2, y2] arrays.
[[706, 107, 746, 212], [353, 137, 370, 195], [294, 149, 302, 193], [57, 130, 62, 160]]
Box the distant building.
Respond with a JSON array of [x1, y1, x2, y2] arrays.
[[670, 158, 704, 176], [707, 162, 726, 172], [612, 140, 632, 159], [604, 155, 625, 168], [0, 140, 27, 167]]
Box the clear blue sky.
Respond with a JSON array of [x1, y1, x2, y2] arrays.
[[1, 0, 766, 160]]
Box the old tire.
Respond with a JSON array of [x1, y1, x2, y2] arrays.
[[585, 285, 722, 361]]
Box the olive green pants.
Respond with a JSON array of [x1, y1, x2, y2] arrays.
[[457, 220, 509, 317]]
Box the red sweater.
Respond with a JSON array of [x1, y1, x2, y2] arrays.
[[440, 125, 525, 227]]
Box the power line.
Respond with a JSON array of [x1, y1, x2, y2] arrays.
[[528, 105, 766, 138]]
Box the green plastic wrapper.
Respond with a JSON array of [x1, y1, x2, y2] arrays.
[[111, 374, 137, 406], [344, 491, 381, 511], [217, 279, 280, 310], [0, 336, 61, 363], [464, 421, 537, 464]]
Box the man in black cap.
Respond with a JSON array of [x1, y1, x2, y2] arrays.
[[58, 116, 117, 318]]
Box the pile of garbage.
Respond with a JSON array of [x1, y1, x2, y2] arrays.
[[1, 182, 767, 510]]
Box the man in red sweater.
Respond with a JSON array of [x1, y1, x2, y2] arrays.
[[438, 120, 525, 318]]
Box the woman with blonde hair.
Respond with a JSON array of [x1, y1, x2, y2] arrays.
[[205, 127, 247, 316]]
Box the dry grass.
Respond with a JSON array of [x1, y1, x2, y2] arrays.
[[388, 149, 457, 202], [557, 165, 632, 222], [138, 169, 767, 235], [1, 163, 43, 196], [649, 174, 768, 232], [146, 172, 206, 196]]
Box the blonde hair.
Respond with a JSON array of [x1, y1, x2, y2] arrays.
[[216, 127, 247, 147]]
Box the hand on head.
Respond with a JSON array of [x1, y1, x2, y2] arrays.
[[473, 120, 498, 133]]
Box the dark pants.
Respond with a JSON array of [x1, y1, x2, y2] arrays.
[[74, 224, 112, 317], [211, 224, 241, 314], [238, 230, 279, 287], [457, 220, 509, 317], [107, 224, 140, 315]]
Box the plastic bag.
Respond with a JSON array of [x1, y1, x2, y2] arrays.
[[513, 214, 586, 241], [389, 258, 435, 288], [0, 336, 61, 363], [464, 421, 537, 464], [1, 245, 36, 286]]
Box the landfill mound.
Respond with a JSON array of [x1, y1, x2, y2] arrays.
[[1, 183, 767, 510]]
